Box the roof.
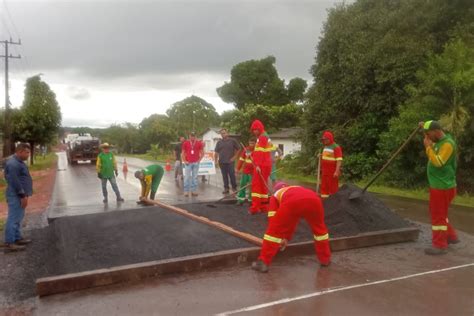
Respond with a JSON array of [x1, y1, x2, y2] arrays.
[[268, 128, 302, 139]]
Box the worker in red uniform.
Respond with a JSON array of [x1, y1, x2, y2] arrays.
[[235, 137, 256, 205], [252, 181, 331, 273], [320, 131, 343, 198], [249, 120, 273, 214]]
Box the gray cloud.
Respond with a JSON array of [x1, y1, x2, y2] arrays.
[[7, 0, 337, 88], [66, 86, 91, 100]]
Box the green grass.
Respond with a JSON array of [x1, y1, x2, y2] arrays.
[[29, 153, 57, 171], [277, 169, 474, 208], [120, 153, 170, 163]]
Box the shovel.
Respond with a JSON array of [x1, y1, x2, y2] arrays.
[[349, 126, 422, 200]]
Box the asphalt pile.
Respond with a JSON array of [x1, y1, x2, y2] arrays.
[[179, 183, 410, 241]]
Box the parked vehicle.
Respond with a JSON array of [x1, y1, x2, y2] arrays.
[[66, 133, 100, 165]]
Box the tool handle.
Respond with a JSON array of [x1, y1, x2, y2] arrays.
[[362, 126, 421, 192]]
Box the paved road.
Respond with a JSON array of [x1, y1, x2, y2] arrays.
[[49, 152, 228, 218]]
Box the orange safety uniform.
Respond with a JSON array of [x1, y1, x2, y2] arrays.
[[320, 131, 343, 198], [259, 185, 331, 266], [249, 120, 272, 213]]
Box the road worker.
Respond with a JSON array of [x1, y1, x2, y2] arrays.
[[249, 120, 273, 214], [235, 137, 256, 205], [134, 164, 164, 201], [252, 181, 331, 272], [420, 120, 459, 255], [320, 131, 342, 198]]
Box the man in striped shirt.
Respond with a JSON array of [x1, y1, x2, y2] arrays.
[[320, 131, 343, 198]]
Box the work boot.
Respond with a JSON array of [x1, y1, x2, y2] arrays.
[[184, 192, 190, 197], [424, 247, 448, 255], [191, 192, 199, 197], [320, 262, 331, 268], [15, 238, 32, 245], [448, 239, 460, 244], [236, 200, 244, 206], [103, 198, 108, 204], [3, 243, 26, 253], [251, 260, 269, 273], [222, 190, 230, 194], [117, 197, 125, 202]]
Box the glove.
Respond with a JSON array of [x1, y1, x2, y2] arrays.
[[97, 173, 102, 179], [115, 170, 118, 176]]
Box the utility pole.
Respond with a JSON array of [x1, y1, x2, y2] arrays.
[[0, 38, 21, 158]]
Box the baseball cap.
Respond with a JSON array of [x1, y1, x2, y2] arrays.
[[423, 120, 442, 131]]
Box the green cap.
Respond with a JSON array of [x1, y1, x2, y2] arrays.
[[423, 120, 442, 131]]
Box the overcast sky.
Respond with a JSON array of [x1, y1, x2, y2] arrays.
[[0, 0, 339, 127]]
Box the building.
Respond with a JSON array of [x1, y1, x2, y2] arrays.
[[268, 128, 302, 158], [201, 127, 240, 152]]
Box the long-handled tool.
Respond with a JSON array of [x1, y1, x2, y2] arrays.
[[316, 152, 321, 195], [349, 125, 422, 200]]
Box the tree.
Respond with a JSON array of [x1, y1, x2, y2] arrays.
[[166, 95, 220, 136], [14, 76, 61, 164], [222, 104, 303, 142], [303, 0, 474, 180], [379, 38, 474, 190], [217, 56, 307, 109]]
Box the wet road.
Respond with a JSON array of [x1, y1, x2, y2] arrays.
[[49, 152, 229, 218]]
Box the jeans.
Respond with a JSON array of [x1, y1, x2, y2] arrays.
[[184, 162, 199, 193], [5, 193, 25, 244], [101, 177, 122, 200], [219, 162, 237, 191]]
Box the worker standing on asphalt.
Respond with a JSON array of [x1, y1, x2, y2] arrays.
[[235, 137, 256, 205], [181, 132, 204, 197], [320, 131, 343, 198], [249, 120, 273, 214], [215, 128, 240, 195], [96, 143, 124, 203], [2, 143, 33, 253], [420, 120, 459, 255], [251, 182, 331, 272], [134, 164, 164, 201]]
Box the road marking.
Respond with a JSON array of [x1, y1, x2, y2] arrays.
[[216, 262, 474, 315]]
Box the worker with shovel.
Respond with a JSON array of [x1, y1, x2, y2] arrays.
[[134, 164, 164, 202], [251, 181, 331, 273], [420, 120, 459, 255], [320, 131, 343, 198], [235, 137, 256, 205], [249, 120, 273, 214]]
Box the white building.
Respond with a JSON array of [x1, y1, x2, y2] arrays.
[[268, 128, 302, 157]]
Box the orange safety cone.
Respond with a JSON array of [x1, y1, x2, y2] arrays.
[[165, 159, 172, 171]]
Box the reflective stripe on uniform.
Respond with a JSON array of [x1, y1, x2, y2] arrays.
[[432, 225, 448, 231], [321, 194, 329, 198], [322, 157, 337, 161], [252, 192, 269, 198], [267, 211, 276, 217], [336, 157, 343, 161], [314, 233, 329, 241], [254, 146, 273, 152], [263, 234, 282, 244], [239, 157, 245, 161]]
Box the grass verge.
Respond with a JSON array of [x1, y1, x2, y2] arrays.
[[29, 153, 58, 171]]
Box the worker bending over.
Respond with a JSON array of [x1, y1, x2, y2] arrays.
[[134, 164, 164, 201], [252, 182, 331, 273]]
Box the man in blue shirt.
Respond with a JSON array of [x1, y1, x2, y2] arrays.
[[2, 143, 33, 253]]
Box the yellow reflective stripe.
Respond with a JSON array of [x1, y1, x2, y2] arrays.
[[314, 233, 329, 241], [435, 154, 444, 165], [263, 234, 282, 244], [254, 147, 273, 152], [335, 157, 343, 161], [239, 157, 245, 161], [321, 194, 329, 198], [245, 159, 252, 163], [432, 225, 447, 231], [252, 193, 269, 198], [267, 211, 276, 217], [322, 157, 337, 161]]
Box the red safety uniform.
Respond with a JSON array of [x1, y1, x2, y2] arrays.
[[250, 120, 272, 213], [320, 131, 342, 198], [237, 146, 254, 175], [259, 186, 331, 266]]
